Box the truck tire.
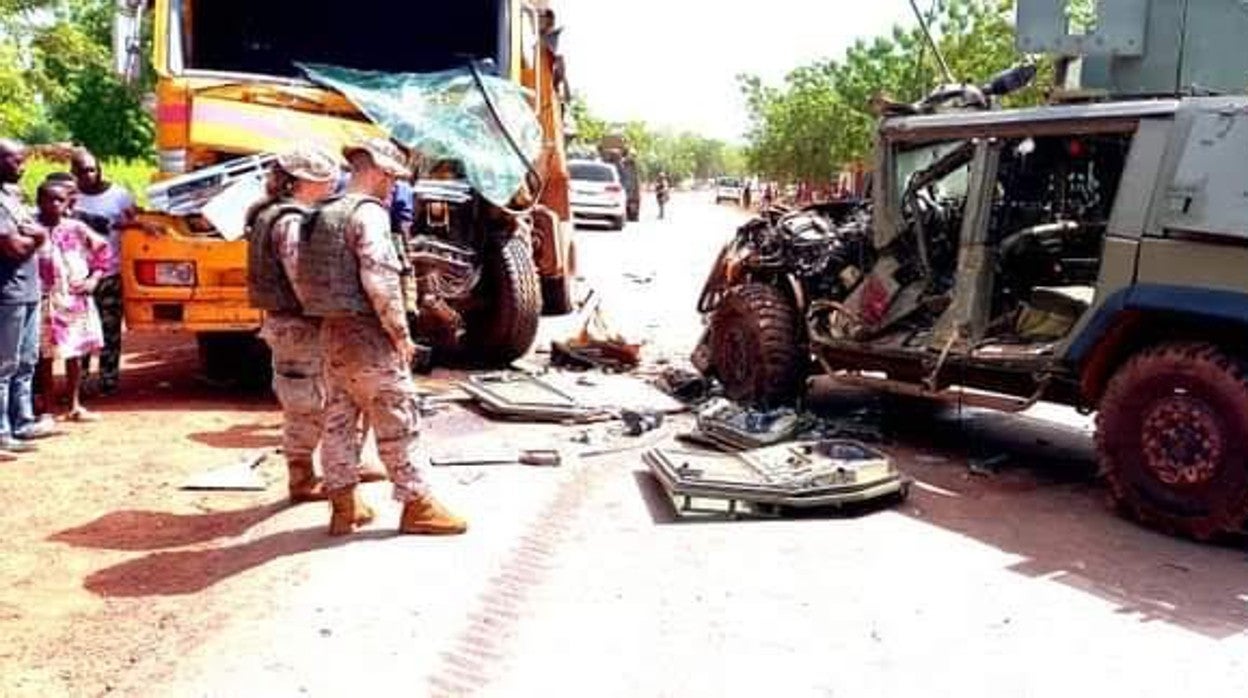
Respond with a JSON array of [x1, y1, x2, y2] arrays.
[[465, 235, 541, 365], [709, 283, 804, 406], [541, 240, 577, 316], [1096, 341, 1248, 540], [197, 331, 271, 390]]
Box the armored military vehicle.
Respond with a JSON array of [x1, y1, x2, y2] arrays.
[[694, 0, 1248, 539]]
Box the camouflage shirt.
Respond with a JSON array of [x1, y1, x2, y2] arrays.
[[345, 202, 408, 347]]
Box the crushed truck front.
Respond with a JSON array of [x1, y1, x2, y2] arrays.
[[123, 0, 573, 347]]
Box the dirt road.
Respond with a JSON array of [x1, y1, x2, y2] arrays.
[[2, 193, 1246, 697]]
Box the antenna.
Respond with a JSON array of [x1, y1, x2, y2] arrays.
[[1174, 0, 1190, 95], [908, 0, 955, 84]]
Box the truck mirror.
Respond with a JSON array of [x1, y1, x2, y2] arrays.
[[111, 0, 145, 85]]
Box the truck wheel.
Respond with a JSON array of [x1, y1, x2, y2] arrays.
[[465, 235, 541, 365], [197, 332, 271, 390], [1096, 342, 1248, 540], [541, 241, 577, 316], [709, 283, 803, 406]]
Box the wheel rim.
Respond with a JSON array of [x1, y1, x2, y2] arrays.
[[1141, 391, 1224, 486]]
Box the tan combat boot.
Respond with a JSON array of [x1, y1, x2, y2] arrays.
[[399, 494, 468, 535], [327, 487, 376, 536], [288, 458, 327, 503]]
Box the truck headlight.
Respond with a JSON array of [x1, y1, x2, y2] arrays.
[[135, 260, 197, 287]]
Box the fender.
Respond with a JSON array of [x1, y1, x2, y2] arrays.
[[1068, 284, 1248, 398]]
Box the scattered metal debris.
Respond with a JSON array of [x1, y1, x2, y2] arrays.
[[621, 409, 663, 436], [458, 371, 685, 424], [968, 453, 1009, 477], [180, 451, 268, 491], [690, 398, 807, 450], [431, 448, 562, 467], [458, 372, 615, 423], [644, 439, 909, 517]]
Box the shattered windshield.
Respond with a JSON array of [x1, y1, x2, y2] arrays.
[[893, 141, 970, 205]]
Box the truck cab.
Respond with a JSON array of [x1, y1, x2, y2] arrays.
[[116, 0, 577, 375]]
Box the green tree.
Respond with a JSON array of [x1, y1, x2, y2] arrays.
[[740, 0, 1049, 185], [0, 0, 154, 160]]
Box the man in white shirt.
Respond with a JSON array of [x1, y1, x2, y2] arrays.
[[71, 149, 135, 395]]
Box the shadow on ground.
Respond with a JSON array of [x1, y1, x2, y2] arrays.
[[81, 528, 395, 597], [635, 387, 1248, 640], [50, 502, 289, 552]]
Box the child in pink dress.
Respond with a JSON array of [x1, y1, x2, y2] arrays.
[[35, 181, 110, 422]]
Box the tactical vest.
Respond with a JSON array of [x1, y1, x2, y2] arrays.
[[297, 193, 381, 318], [246, 200, 310, 313]]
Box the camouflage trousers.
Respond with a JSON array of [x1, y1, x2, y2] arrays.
[[83, 275, 123, 389], [259, 314, 323, 464], [320, 316, 428, 501]]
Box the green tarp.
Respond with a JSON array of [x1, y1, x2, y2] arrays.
[[299, 62, 542, 207]]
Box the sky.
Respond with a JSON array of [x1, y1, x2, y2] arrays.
[[557, 0, 920, 142]]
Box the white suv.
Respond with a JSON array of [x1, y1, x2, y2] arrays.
[[569, 160, 627, 230], [714, 176, 744, 205]]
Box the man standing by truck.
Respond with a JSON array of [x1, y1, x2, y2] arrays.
[[71, 149, 135, 396], [246, 146, 344, 502], [297, 137, 466, 536]]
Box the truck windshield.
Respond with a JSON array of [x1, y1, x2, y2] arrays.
[[178, 0, 507, 77]]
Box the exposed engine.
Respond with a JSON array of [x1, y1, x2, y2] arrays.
[[697, 201, 874, 317], [400, 171, 522, 352]]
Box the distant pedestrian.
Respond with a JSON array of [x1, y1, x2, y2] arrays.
[[71, 149, 135, 396], [655, 172, 671, 220], [742, 181, 753, 210], [34, 181, 110, 422], [0, 139, 55, 452]]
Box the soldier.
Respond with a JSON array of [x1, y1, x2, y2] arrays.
[[297, 137, 466, 536], [246, 145, 385, 503]]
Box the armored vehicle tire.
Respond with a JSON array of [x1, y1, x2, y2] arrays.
[[1097, 342, 1248, 540], [709, 283, 804, 406], [465, 234, 541, 365]]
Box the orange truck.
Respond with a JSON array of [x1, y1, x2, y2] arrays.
[[112, 0, 576, 378]]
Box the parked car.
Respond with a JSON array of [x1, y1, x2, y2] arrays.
[[569, 159, 626, 230], [714, 176, 744, 205]]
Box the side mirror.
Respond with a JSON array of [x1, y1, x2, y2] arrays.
[[111, 0, 145, 85]]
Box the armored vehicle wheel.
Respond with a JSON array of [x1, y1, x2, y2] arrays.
[[1097, 342, 1248, 540], [709, 283, 804, 406], [465, 234, 541, 366]]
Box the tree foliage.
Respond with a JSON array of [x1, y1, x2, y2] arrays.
[[0, 0, 154, 160], [739, 0, 1050, 183], [568, 94, 747, 182]]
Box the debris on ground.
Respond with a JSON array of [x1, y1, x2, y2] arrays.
[[621, 409, 663, 436], [551, 295, 643, 371], [458, 371, 685, 424], [459, 372, 614, 423], [689, 398, 807, 450], [644, 439, 909, 518], [968, 454, 1010, 477], [654, 367, 714, 403], [431, 448, 562, 467], [180, 451, 268, 491]]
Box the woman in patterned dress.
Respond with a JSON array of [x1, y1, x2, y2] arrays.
[[34, 181, 110, 422]]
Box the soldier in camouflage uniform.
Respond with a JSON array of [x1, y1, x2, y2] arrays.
[[297, 137, 467, 536], [246, 146, 385, 503]]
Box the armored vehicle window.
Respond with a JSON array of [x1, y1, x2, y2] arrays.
[[1161, 109, 1248, 240], [894, 141, 970, 205]]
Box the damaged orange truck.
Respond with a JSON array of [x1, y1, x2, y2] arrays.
[[112, 0, 576, 377]]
